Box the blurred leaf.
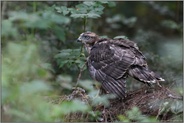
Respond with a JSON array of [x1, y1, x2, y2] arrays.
[[56, 1, 106, 19], [90, 93, 114, 107], [7, 109, 32, 121], [87, 13, 101, 18], [8, 10, 70, 29], [118, 115, 130, 122], [1, 20, 18, 38], [70, 14, 87, 18], [70, 13, 100, 19], [55, 6, 69, 16], [122, 17, 137, 27], [78, 80, 94, 91], [42, 10, 70, 24], [20, 80, 51, 96], [170, 100, 183, 114], [107, 15, 137, 28], [56, 75, 73, 89], [107, 1, 116, 7], [160, 40, 182, 64], [125, 107, 158, 122], [88, 111, 101, 121], [55, 48, 86, 69], [83, 2, 96, 6], [100, 35, 109, 38], [106, 14, 122, 23], [161, 20, 180, 30], [9, 11, 35, 21], [61, 99, 89, 114], [2, 40, 51, 101], [114, 35, 129, 40], [53, 26, 66, 41], [79, 80, 114, 107], [41, 63, 55, 73], [126, 107, 141, 120]]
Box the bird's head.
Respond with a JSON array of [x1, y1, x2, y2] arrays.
[[77, 31, 99, 45]]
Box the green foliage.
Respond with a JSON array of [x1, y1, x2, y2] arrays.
[[1, 20, 18, 38], [2, 41, 90, 122], [2, 42, 49, 86], [55, 48, 86, 70], [8, 10, 70, 29], [161, 20, 181, 30], [106, 14, 137, 29], [56, 99, 89, 115], [2, 41, 50, 121], [2, 6, 70, 43], [118, 107, 158, 122], [55, 1, 112, 19], [55, 75, 73, 90], [78, 80, 115, 107], [55, 1, 114, 31], [157, 100, 183, 119], [2, 1, 183, 122], [114, 35, 129, 40]]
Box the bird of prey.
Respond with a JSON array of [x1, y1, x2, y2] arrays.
[[77, 31, 165, 98]]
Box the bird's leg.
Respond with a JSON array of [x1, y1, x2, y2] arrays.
[[156, 81, 162, 88], [94, 87, 107, 99], [94, 89, 100, 99], [93, 82, 110, 99]]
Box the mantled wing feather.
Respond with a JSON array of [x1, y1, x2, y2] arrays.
[[111, 38, 147, 67], [113, 39, 164, 84], [88, 41, 135, 98], [87, 38, 164, 98]]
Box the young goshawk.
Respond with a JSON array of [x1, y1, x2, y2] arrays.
[[77, 32, 165, 99]]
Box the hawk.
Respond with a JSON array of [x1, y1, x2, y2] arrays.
[[77, 31, 165, 98]]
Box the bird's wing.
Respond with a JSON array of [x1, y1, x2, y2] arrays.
[[115, 39, 165, 84], [88, 39, 136, 98], [111, 38, 147, 67]]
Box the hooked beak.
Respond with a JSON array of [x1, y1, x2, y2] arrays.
[[77, 36, 82, 42], [76, 38, 81, 42]]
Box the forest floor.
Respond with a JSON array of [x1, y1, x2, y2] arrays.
[[50, 85, 183, 122]]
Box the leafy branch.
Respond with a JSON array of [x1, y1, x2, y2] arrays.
[[54, 1, 112, 82], [55, 1, 113, 31]]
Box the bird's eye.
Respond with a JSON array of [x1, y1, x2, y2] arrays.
[[84, 36, 90, 39]]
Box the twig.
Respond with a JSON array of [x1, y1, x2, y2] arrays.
[[75, 60, 87, 87], [83, 16, 87, 32], [75, 44, 87, 88], [165, 88, 183, 100], [167, 94, 183, 100]]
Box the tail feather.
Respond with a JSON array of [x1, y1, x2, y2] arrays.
[[95, 70, 126, 98], [102, 76, 126, 98], [128, 66, 165, 85]]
